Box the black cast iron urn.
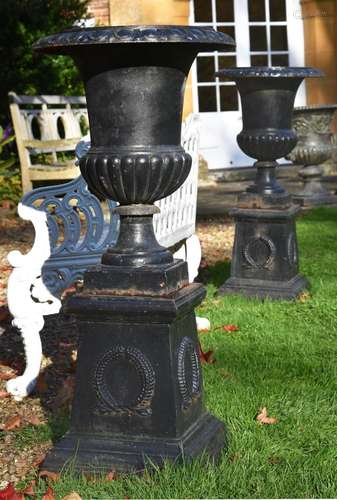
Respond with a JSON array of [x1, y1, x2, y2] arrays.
[[33, 25, 234, 473], [216, 67, 322, 300]]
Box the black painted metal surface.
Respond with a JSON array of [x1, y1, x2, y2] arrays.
[[216, 67, 322, 300], [34, 25, 233, 473]]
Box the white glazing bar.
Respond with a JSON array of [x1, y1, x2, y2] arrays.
[[265, 0, 272, 66], [211, 0, 221, 112], [234, 0, 250, 67], [188, 0, 199, 112], [286, 0, 307, 105]]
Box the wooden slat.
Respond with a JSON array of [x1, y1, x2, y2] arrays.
[[23, 138, 81, 150], [8, 92, 86, 105], [30, 165, 80, 181]]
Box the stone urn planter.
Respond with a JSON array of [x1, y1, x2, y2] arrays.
[[287, 104, 337, 206], [33, 25, 234, 474], [216, 67, 322, 300]]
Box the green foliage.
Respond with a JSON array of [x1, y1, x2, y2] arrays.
[[0, 0, 90, 124], [0, 126, 22, 204]]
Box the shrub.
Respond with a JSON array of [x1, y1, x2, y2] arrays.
[[0, 126, 22, 205], [0, 0, 90, 125]]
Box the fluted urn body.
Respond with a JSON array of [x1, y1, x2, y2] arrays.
[[287, 104, 337, 206], [215, 67, 322, 300], [33, 26, 234, 473], [216, 67, 322, 207]]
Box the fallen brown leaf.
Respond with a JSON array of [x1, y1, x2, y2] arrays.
[[42, 486, 55, 500], [39, 471, 60, 482], [256, 407, 278, 425], [0, 390, 10, 398], [222, 324, 239, 332], [198, 343, 216, 364], [27, 414, 42, 426], [298, 291, 311, 303], [0, 483, 24, 500], [2, 415, 22, 431], [32, 453, 46, 467], [106, 470, 117, 481], [20, 480, 36, 496], [62, 493, 82, 500]]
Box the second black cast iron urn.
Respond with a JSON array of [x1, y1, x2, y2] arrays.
[[216, 67, 322, 300], [33, 25, 234, 473]]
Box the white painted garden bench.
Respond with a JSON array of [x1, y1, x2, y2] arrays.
[[9, 93, 88, 193], [6, 114, 209, 400]]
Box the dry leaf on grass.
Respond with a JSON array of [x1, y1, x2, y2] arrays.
[[222, 324, 239, 332], [0, 390, 10, 398], [298, 291, 311, 303], [39, 471, 60, 482], [198, 343, 216, 364], [26, 414, 42, 426], [0, 483, 24, 500], [2, 415, 22, 431], [106, 470, 117, 481], [32, 453, 46, 468], [20, 480, 36, 496], [62, 492, 82, 500], [42, 486, 55, 500], [256, 407, 278, 425]]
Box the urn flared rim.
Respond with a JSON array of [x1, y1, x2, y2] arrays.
[[216, 66, 323, 79], [294, 103, 337, 113], [33, 25, 235, 53]]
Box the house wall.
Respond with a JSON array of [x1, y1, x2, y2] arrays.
[[88, 0, 110, 25], [88, 0, 193, 117], [300, 0, 337, 105]]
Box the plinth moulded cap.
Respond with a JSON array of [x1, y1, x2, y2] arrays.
[[215, 66, 324, 79], [33, 25, 235, 54]]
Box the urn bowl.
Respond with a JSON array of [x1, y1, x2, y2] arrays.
[[216, 67, 323, 161]]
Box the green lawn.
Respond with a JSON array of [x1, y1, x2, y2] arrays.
[[25, 208, 337, 498]]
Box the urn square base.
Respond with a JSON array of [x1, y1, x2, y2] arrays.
[[219, 205, 309, 300], [292, 192, 337, 208], [41, 281, 226, 473], [42, 412, 226, 474]]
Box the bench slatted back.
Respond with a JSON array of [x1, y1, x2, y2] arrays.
[[9, 92, 88, 192]]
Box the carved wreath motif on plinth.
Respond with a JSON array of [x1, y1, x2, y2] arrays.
[[94, 345, 155, 417], [243, 236, 276, 270], [287, 233, 298, 266], [177, 337, 201, 410]]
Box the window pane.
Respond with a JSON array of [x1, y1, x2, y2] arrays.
[[216, 1, 234, 22], [198, 87, 217, 112], [271, 26, 288, 50], [248, 0, 265, 21], [270, 0, 286, 21], [250, 26, 267, 51], [251, 54, 268, 66], [271, 54, 289, 66], [217, 26, 236, 50], [197, 57, 215, 83], [218, 55, 237, 70], [220, 85, 238, 111], [194, 0, 212, 22]]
